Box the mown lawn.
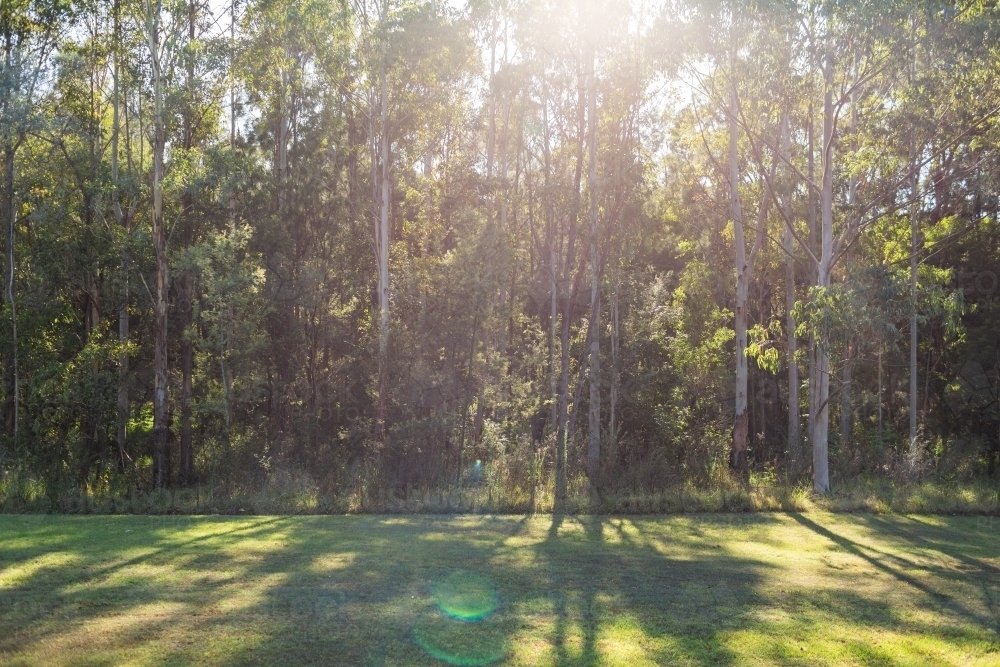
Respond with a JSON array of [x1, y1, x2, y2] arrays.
[[1, 512, 999, 666]]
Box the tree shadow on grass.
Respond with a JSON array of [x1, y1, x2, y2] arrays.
[[155, 514, 775, 666], [0, 513, 774, 666], [529, 514, 776, 666], [4, 513, 994, 667], [0, 516, 291, 663], [861, 515, 1000, 573], [789, 513, 997, 632], [860, 514, 1000, 637]]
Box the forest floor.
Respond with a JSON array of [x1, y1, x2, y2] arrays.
[[1, 514, 999, 666]]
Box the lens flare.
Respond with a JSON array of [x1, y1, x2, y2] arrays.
[[431, 570, 499, 621], [412, 609, 507, 666]]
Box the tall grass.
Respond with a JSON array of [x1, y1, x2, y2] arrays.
[[2, 462, 997, 515]]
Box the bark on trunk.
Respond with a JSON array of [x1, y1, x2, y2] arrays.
[[728, 87, 769, 476], [179, 268, 193, 483], [82, 190, 101, 481], [268, 66, 292, 449], [780, 112, 800, 466], [147, 0, 170, 489], [555, 60, 587, 510], [909, 18, 920, 463], [609, 269, 619, 452], [555, 272, 571, 507], [179, 0, 196, 485], [222, 0, 235, 442], [784, 227, 799, 460], [486, 33, 495, 181], [877, 347, 883, 441], [2, 144, 16, 440], [549, 245, 558, 438], [543, 80, 557, 441], [113, 0, 129, 457], [555, 260, 585, 508], [812, 50, 835, 494], [0, 28, 24, 442], [730, 88, 748, 473], [908, 165, 919, 462], [806, 107, 817, 476], [374, 0, 390, 442], [586, 42, 600, 493]]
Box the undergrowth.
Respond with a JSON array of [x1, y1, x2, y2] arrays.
[[1, 465, 997, 515]]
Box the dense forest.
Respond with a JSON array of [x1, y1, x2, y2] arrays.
[[0, 0, 998, 511]]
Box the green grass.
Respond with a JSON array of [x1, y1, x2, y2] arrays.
[[1, 513, 999, 666]]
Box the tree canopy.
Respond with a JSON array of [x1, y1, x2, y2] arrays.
[[0, 0, 998, 506]]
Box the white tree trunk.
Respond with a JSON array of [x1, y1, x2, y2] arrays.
[[727, 82, 773, 476], [730, 88, 749, 473], [780, 109, 799, 463], [806, 107, 817, 476], [812, 51, 835, 494]]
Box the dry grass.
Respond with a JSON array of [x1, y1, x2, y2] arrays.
[[1, 465, 998, 517]]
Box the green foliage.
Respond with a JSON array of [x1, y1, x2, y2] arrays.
[[1, 0, 999, 504]]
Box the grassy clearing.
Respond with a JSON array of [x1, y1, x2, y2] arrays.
[[1, 513, 999, 666]]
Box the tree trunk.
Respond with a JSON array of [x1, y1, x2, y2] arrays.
[[729, 88, 749, 474], [877, 347, 883, 442], [812, 49, 835, 494], [908, 157, 919, 460], [2, 143, 16, 441], [555, 230, 580, 510], [374, 0, 391, 442], [221, 0, 236, 442], [609, 268, 619, 454], [549, 244, 558, 440], [267, 64, 292, 450], [555, 270, 571, 508], [784, 227, 799, 456], [908, 17, 920, 463], [586, 41, 600, 494], [179, 270, 193, 483], [457, 307, 479, 486], [220, 308, 232, 430], [486, 31, 495, 181], [806, 106, 817, 477], [179, 0, 196, 485], [82, 190, 101, 482], [555, 57, 587, 510], [781, 113, 799, 466], [567, 299, 595, 439], [113, 0, 129, 458], [543, 79, 558, 442], [277, 69, 290, 213], [147, 0, 170, 489]]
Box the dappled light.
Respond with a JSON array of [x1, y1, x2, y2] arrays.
[[2, 514, 999, 665], [1, 0, 1000, 663]]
